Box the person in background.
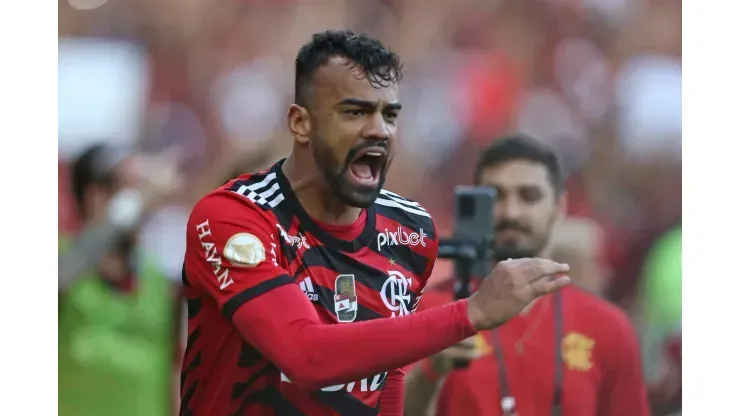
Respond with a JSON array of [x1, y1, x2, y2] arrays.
[[59, 143, 183, 416], [638, 225, 682, 416], [404, 136, 649, 416], [58, 143, 183, 287], [550, 217, 610, 296]]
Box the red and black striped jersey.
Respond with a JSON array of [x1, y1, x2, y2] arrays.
[[180, 160, 439, 416]]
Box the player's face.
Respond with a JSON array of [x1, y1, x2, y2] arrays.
[[478, 160, 563, 261], [309, 58, 400, 208]]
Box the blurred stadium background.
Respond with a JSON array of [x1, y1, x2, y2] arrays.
[[58, 0, 681, 414]]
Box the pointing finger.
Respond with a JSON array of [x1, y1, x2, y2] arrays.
[[525, 259, 570, 283], [530, 274, 571, 296]]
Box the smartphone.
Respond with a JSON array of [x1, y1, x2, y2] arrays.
[[453, 186, 497, 279]]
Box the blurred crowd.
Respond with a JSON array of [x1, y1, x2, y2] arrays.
[[58, 0, 681, 414]]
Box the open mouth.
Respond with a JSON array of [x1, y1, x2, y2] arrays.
[[347, 147, 387, 187]]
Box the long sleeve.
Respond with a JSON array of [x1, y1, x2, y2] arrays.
[[231, 287, 475, 390]]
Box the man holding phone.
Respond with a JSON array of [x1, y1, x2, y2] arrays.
[[404, 136, 649, 416]]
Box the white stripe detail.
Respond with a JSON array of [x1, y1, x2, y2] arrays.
[[379, 189, 408, 200], [375, 197, 431, 217], [247, 172, 277, 191], [303, 277, 315, 293], [234, 172, 284, 208], [268, 194, 285, 208], [247, 182, 280, 205], [379, 190, 422, 208], [299, 281, 307, 292], [234, 172, 277, 195]]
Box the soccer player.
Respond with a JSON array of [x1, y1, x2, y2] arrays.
[[180, 31, 571, 416], [403, 136, 650, 416]]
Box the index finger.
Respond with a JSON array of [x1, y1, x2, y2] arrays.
[[524, 258, 570, 282]]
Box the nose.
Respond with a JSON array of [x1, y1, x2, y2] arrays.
[[496, 197, 525, 221], [362, 112, 390, 142]]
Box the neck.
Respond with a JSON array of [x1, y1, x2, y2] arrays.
[[281, 154, 363, 226]]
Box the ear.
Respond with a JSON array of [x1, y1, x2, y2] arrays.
[[287, 104, 311, 145]]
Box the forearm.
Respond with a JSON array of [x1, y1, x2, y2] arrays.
[[403, 365, 442, 416], [58, 220, 122, 289], [59, 189, 147, 290], [233, 285, 476, 391]]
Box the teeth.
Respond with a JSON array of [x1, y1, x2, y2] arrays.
[[366, 152, 383, 157]]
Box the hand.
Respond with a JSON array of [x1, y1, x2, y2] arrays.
[[127, 148, 185, 209], [466, 258, 571, 330], [428, 337, 481, 376]]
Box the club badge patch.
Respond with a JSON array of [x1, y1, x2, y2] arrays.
[[334, 274, 358, 323], [223, 233, 266, 267]]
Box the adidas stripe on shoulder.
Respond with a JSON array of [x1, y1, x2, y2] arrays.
[[229, 172, 285, 209], [375, 189, 431, 218], [374, 189, 436, 240]]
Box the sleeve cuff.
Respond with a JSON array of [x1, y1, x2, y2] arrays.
[[221, 274, 294, 320], [454, 299, 478, 338]]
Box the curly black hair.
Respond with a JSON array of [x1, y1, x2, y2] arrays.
[[294, 30, 403, 106]]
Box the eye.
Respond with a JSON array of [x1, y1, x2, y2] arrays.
[[384, 111, 399, 122], [520, 188, 543, 204], [345, 109, 365, 117]]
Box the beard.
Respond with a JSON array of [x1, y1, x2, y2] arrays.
[[311, 135, 389, 208], [492, 244, 540, 262], [491, 216, 556, 262]]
